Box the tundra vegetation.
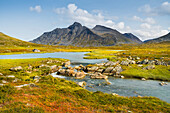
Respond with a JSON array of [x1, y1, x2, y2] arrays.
[[0, 58, 169, 112]]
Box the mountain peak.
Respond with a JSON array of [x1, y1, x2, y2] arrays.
[[92, 25, 114, 32], [68, 22, 82, 29], [123, 33, 142, 43]]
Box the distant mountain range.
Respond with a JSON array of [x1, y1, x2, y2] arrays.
[[144, 32, 170, 43], [31, 22, 142, 47]]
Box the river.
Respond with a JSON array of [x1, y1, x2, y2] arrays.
[[0, 52, 169, 103]]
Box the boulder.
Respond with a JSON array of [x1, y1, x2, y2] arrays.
[[0, 73, 3, 76], [74, 66, 81, 70], [50, 65, 57, 70], [128, 56, 132, 60], [143, 65, 155, 70], [112, 93, 119, 96], [114, 65, 123, 73], [32, 49, 40, 52], [103, 67, 114, 73], [141, 59, 148, 64], [120, 61, 129, 66], [77, 81, 86, 87], [10, 66, 23, 71], [2, 80, 8, 84], [137, 64, 143, 67], [29, 83, 38, 87], [57, 69, 66, 75], [7, 75, 15, 78], [75, 71, 86, 79], [136, 57, 140, 60], [90, 73, 108, 79], [141, 78, 146, 81], [120, 75, 124, 78], [148, 60, 155, 65], [96, 63, 105, 66], [63, 61, 71, 67], [159, 82, 168, 86], [39, 64, 49, 68], [65, 69, 76, 76], [87, 66, 98, 72], [104, 61, 118, 66], [96, 69, 104, 73], [129, 60, 136, 64]]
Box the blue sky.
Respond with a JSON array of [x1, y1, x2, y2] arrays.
[[0, 0, 170, 41]]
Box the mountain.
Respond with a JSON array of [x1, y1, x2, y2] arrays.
[[144, 32, 170, 43], [92, 25, 136, 44], [123, 33, 142, 43], [0, 32, 40, 47], [31, 22, 141, 47]]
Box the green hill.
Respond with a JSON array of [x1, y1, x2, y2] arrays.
[[0, 32, 41, 47]]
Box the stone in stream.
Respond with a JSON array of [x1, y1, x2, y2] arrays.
[[75, 71, 86, 79], [57, 69, 66, 75], [87, 66, 98, 72], [74, 66, 81, 70], [10, 66, 23, 71], [96, 69, 104, 73], [77, 81, 86, 87], [112, 93, 119, 96], [90, 73, 108, 79], [103, 67, 114, 73], [63, 61, 71, 67], [65, 69, 76, 77], [159, 82, 168, 86], [141, 78, 146, 81]]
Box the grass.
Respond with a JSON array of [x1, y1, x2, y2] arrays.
[[84, 50, 119, 59], [0, 58, 169, 112], [0, 58, 68, 81], [0, 76, 169, 113], [120, 64, 170, 81]]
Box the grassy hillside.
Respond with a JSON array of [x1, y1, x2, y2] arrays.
[[0, 32, 41, 47]]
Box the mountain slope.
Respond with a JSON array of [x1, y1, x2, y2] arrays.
[[0, 32, 40, 47], [144, 32, 170, 43], [92, 25, 135, 44], [31, 22, 141, 47], [123, 33, 142, 43]]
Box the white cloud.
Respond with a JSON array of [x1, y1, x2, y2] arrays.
[[138, 1, 170, 16], [140, 23, 151, 29], [132, 16, 155, 24], [30, 5, 42, 13], [54, 4, 117, 29], [54, 4, 169, 41], [133, 25, 169, 40], [168, 27, 170, 30], [117, 22, 124, 29]]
